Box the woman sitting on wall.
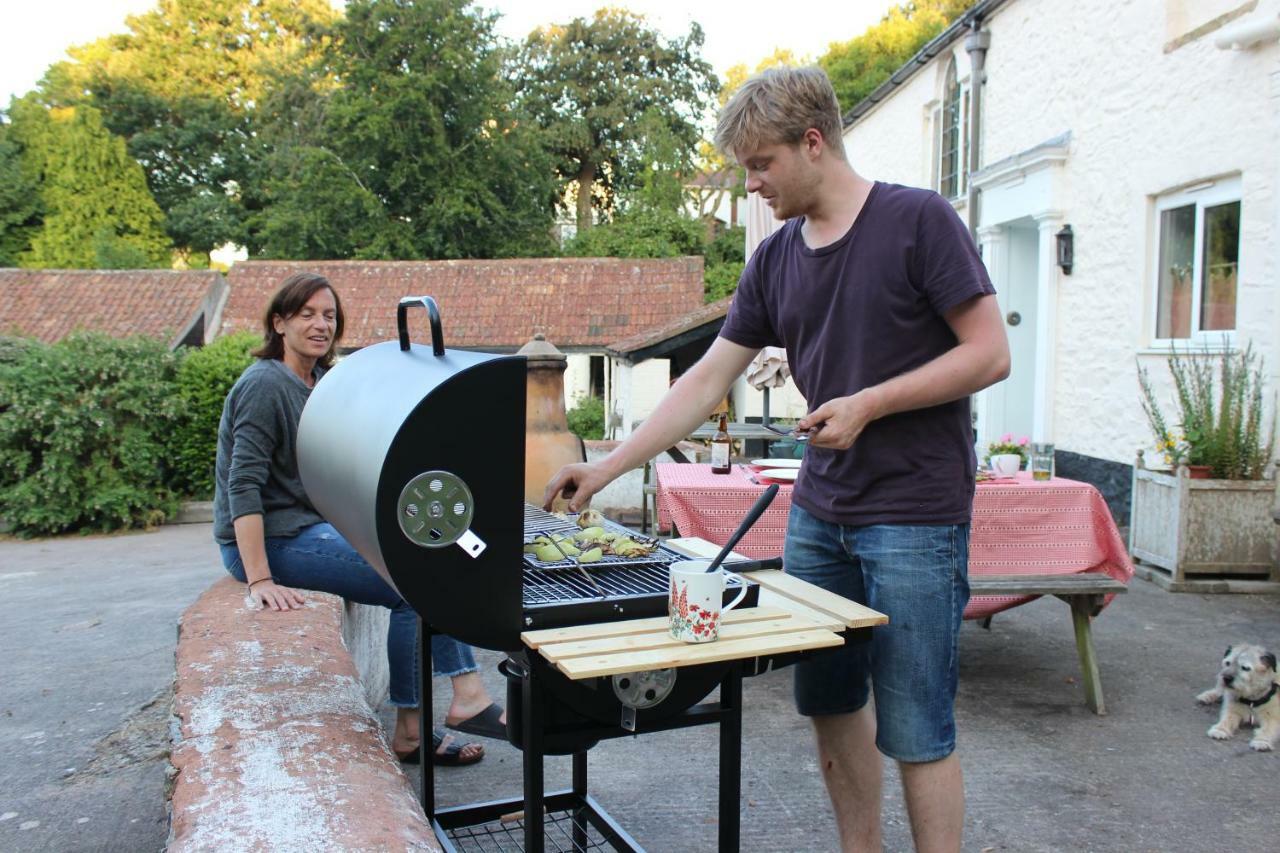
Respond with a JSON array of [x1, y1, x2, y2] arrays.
[[212, 272, 506, 766]]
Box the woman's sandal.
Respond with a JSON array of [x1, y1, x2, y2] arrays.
[[396, 726, 484, 766]]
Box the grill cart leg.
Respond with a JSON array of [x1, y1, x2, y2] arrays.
[[419, 620, 436, 820], [719, 668, 743, 852], [523, 657, 546, 853], [573, 751, 589, 851]]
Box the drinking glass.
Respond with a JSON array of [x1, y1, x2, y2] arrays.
[[1031, 442, 1055, 481]]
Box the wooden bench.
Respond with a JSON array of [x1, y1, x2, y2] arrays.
[[968, 572, 1128, 715]]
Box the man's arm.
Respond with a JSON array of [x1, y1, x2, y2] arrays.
[[544, 337, 759, 511], [800, 293, 1010, 450]]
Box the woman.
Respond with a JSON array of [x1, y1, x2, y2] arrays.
[[212, 272, 505, 766]]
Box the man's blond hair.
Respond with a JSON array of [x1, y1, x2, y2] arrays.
[[714, 66, 847, 161]]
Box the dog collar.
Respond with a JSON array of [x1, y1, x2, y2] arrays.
[[1241, 683, 1278, 708]]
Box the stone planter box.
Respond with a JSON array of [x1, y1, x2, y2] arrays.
[[1129, 454, 1279, 584]]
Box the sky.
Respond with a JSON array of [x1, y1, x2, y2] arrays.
[[0, 0, 898, 105]]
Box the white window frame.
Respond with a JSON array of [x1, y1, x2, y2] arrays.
[[932, 64, 970, 200], [1148, 175, 1242, 348]]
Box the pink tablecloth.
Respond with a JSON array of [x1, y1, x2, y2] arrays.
[[655, 464, 1134, 620]]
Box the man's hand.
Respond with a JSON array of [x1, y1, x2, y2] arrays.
[[800, 389, 883, 451], [543, 462, 614, 513]]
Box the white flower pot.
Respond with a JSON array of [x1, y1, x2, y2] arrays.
[[990, 454, 1022, 477]]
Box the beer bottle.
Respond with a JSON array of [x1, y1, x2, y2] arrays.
[[711, 413, 731, 474]]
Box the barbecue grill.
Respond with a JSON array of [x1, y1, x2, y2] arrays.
[[296, 297, 879, 852]]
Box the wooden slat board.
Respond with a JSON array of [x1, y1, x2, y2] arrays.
[[555, 629, 844, 680], [538, 613, 832, 662], [741, 569, 888, 629], [663, 537, 752, 563], [522, 538, 888, 681]]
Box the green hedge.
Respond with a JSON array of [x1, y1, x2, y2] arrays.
[[0, 333, 183, 536], [166, 331, 258, 498]]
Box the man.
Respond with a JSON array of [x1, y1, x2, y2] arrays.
[[544, 66, 1009, 853]]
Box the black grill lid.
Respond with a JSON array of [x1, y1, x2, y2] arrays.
[[299, 297, 528, 650]]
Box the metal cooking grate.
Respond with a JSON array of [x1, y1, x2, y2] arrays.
[[523, 562, 672, 606], [445, 808, 614, 851]]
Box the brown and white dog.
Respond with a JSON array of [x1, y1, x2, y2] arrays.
[[1196, 644, 1280, 752]]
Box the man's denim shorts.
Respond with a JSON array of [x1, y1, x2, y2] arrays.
[[784, 504, 970, 763]]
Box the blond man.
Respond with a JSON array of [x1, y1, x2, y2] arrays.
[[546, 66, 1009, 852]]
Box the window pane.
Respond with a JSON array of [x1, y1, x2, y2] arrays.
[[940, 63, 960, 198], [1200, 201, 1239, 331], [1156, 204, 1195, 338]]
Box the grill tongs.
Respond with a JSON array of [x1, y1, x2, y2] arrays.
[[546, 534, 608, 598]]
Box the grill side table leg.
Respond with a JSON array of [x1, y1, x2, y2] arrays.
[[719, 668, 742, 852]]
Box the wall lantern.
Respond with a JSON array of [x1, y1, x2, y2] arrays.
[[1055, 224, 1074, 275]]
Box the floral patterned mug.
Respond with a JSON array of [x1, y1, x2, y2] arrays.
[[668, 560, 749, 643]]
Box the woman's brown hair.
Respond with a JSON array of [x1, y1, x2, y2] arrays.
[[252, 272, 345, 368]]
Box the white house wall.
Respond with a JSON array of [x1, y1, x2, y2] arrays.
[[564, 353, 593, 407], [844, 0, 1278, 466]]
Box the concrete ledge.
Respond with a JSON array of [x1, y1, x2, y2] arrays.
[[168, 502, 214, 525], [167, 577, 439, 851]]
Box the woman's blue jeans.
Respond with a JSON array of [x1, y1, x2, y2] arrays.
[[219, 522, 477, 707]]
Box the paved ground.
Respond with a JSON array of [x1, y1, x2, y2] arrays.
[[403, 573, 1280, 852], [2, 522, 1278, 852], [0, 524, 219, 853]]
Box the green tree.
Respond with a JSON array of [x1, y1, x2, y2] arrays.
[[37, 0, 337, 261], [819, 1, 975, 112], [22, 104, 171, 269], [250, 0, 557, 260], [0, 110, 43, 266], [511, 9, 718, 232]]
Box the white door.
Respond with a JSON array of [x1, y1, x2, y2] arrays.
[[984, 219, 1039, 442]]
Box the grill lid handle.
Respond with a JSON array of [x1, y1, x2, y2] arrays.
[[397, 295, 446, 356]]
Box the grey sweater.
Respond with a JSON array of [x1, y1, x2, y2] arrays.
[[213, 359, 327, 545]]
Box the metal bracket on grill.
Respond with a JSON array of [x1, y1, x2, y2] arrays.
[[613, 669, 677, 731]]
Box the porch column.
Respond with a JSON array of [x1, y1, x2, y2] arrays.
[[974, 225, 1008, 450], [1032, 212, 1064, 443]]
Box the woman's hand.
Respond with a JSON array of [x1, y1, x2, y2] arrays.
[[249, 579, 306, 611]]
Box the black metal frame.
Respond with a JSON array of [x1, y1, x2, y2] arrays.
[[418, 627, 745, 853]]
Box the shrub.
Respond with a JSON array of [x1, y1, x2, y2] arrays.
[[704, 261, 744, 302], [1137, 341, 1275, 480], [166, 331, 259, 498], [0, 333, 183, 536], [566, 394, 606, 441]]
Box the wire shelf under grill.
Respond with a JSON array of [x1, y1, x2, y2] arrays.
[[445, 808, 614, 852]]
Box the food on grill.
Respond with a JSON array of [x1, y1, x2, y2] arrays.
[[575, 509, 604, 528], [523, 524, 661, 565]]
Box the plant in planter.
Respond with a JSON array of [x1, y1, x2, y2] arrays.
[[1132, 342, 1278, 587]]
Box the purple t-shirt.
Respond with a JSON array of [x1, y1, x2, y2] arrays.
[[720, 182, 995, 526]]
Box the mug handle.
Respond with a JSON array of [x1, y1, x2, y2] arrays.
[[720, 571, 749, 612]]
